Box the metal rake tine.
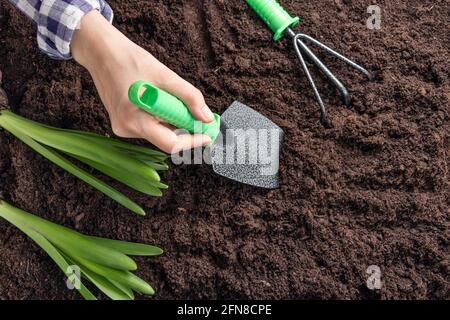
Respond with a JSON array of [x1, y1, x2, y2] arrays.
[[297, 34, 373, 80], [295, 34, 351, 106], [293, 34, 328, 124]]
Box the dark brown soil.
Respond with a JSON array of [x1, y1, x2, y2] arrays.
[[0, 0, 449, 300]]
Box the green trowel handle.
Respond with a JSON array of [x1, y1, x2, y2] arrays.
[[128, 80, 221, 142], [246, 0, 299, 41]]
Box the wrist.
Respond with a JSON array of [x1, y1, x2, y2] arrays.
[[72, 11, 133, 71]]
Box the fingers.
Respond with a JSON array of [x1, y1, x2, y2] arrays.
[[136, 112, 212, 153], [157, 69, 214, 123]]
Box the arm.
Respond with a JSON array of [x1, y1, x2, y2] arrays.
[[9, 0, 40, 21], [9, 0, 113, 59], [72, 11, 213, 153], [10, 1, 213, 153]]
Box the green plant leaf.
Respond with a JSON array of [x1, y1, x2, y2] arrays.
[[73, 255, 155, 295], [0, 201, 97, 300], [0, 201, 137, 271], [0, 201, 161, 300], [0, 111, 161, 154], [41, 124, 168, 159], [1, 112, 160, 182], [0, 116, 146, 216], [63, 253, 133, 300], [138, 159, 169, 171], [66, 152, 163, 197], [123, 150, 169, 163], [110, 280, 135, 300], [0, 111, 173, 216], [87, 237, 164, 256]]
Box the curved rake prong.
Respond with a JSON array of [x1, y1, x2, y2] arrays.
[[293, 34, 328, 125], [296, 34, 351, 106], [297, 34, 373, 80], [285, 27, 373, 124]]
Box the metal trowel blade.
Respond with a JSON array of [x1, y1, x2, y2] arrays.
[[209, 101, 284, 189]]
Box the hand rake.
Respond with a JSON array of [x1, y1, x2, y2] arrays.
[[246, 0, 373, 125]]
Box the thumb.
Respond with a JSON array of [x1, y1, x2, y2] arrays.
[[158, 72, 214, 123]]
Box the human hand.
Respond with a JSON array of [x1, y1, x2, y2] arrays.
[[72, 11, 213, 153]]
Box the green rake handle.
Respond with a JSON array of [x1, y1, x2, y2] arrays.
[[128, 80, 221, 142], [246, 0, 299, 40]]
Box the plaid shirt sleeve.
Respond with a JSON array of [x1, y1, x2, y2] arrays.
[[9, 0, 114, 60]]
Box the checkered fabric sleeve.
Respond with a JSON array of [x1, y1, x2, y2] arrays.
[[9, 0, 114, 60]]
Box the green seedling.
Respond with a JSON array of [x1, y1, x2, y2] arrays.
[[0, 200, 163, 300], [0, 110, 169, 215]]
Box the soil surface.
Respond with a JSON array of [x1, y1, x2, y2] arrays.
[[0, 0, 449, 300]]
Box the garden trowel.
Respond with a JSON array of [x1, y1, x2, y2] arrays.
[[129, 80, 283, 188]]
